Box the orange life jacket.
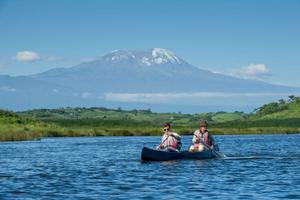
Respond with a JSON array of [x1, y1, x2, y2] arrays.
[[193, 130, 213, 147]]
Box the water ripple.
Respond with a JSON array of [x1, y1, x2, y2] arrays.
[[0, 135, 300, 199]]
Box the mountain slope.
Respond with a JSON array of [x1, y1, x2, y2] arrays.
[[1, 48, 300, 111], [31, 48, 298, 93], [0, 75, 81, 110]]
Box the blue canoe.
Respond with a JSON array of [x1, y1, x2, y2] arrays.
[[141, 146, 218, 161]]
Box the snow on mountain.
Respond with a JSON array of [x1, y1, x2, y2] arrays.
[[97, 48, 183, 67], [151, 48, 181, 64], [103, 50, 136, 62]]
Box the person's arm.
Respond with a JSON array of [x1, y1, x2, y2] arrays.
[[192, 131, 199, 144], [161, 135, 167, 148], [157, 134, 166, 149]]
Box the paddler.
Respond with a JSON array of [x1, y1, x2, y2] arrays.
[[189, 120, 218, 152], [156, 122, 182, 152]]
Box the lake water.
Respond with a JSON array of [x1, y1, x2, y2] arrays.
[[1, 134, 300, 199]]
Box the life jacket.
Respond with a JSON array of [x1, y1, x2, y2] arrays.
[[161, 132, 182, 151], [193, 130, 213, 147]]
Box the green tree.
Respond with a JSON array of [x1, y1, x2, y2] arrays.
[[278, 99, 285, 105], [256, 102, 279, 115], [288, 95, 296, 102]]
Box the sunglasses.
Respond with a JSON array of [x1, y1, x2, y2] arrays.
[[163, 128, 170, 132]]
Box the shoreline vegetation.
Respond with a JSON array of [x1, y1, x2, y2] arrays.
[[1, 96, 300, 142]]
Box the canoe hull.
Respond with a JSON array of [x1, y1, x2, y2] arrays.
[[141, 147, 216, 161]]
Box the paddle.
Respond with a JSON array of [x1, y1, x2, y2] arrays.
[[157, 134, 169, 150], [202, 143, 225, 158]]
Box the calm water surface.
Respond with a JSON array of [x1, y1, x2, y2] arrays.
[[1, 134, 300, 199]]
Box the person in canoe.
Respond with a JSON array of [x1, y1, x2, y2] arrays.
[[156, 122, 182, 152], [189, 120, 218, 152]]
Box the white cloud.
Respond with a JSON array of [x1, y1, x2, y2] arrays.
[[210, 70, 223, 74], [14, 51, 64, 62], [0, 86, 16, 92], [15, 51, 40, 62], [104, 92, 296, 105], [230, 64, 271, 79]]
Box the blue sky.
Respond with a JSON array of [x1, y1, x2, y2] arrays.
[[0, 0, 300, 86]]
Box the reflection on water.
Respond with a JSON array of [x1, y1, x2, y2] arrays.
[[0, 134, 300, 199]]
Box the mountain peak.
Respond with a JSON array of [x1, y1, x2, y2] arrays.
[[99, 48, 183, 66], [103, 50, 135, 62], [150, 48, 181, 65], [138, 48, 182, 66]]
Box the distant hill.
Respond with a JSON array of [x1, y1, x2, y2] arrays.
[[1, 48, 300, 112], [18, 107, 246, 125], [1, 96, 300, 141], [251, 95, 300, 120], [214, 96, 300, 129], [16, 96, 300, 136]]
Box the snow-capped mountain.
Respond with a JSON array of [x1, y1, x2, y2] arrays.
[[1, 48, 300, 112], [139, 48, 182, 65], [101, 48, 183, 65]]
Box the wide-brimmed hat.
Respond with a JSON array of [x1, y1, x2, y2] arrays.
[[199, 120, 208, 127]]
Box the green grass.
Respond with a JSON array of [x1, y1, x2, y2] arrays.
[[211, 112, 246, 122], [1, 96, 300, 142]]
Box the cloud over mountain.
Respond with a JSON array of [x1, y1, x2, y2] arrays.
[[230, 64, 271, 80]]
